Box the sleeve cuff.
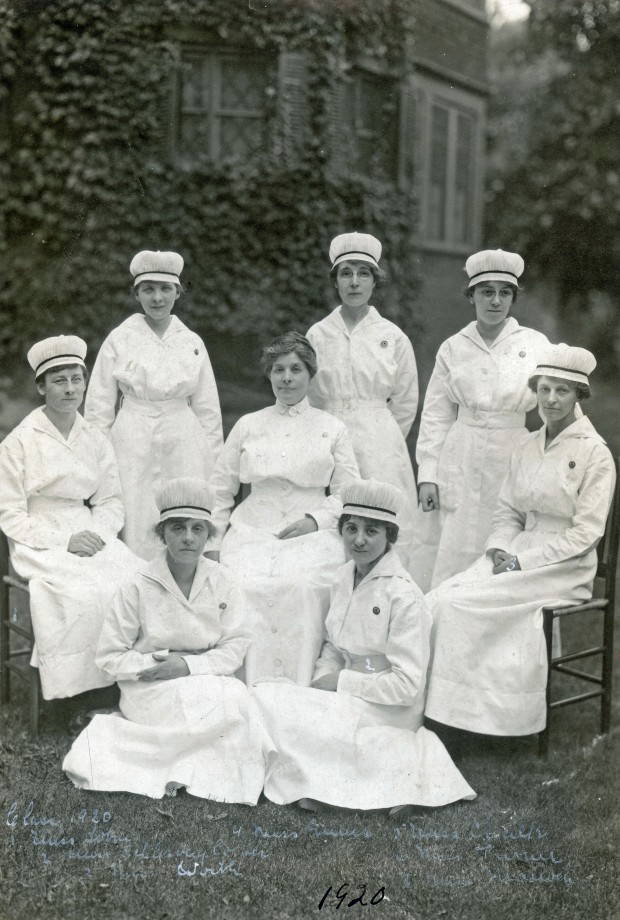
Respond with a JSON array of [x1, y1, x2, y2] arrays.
[[311, 509, 335, 531], [336, 668, 366, 697], [417, 463, 438, 484], [183, 654, 216, 676]]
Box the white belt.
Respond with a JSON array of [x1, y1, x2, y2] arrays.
[[457, 407, 525, 429], [120, 394, 190, 417], [325, 398, 387, 412]]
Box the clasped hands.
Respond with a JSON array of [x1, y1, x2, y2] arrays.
[[138, 652, 192, 681], [312, 654, 390, 692], [491, 548, 521, 575], [277, 516, 318, 540], [67, 530, 106, 556]]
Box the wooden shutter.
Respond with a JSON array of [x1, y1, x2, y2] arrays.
[[278, 51, 309, 167]]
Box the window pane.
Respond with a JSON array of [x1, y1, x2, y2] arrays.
[[429, 104, 449, 240], [220, 59, 267, 112], [181, 56, 208, 112], [351, 72, 397, 181], [454, 112, 474, 244], [220, 116, 264, 159]]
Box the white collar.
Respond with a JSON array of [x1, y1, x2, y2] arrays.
[[274, 396, 310, 417]]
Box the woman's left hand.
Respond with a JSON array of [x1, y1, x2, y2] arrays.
[[138, 653, 190, 681], [277, 517, 318, 540], [492, 551, 521, 575]]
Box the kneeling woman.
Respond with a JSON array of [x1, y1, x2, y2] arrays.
[[63, 479, 264, 803], [0, 336, 141, 700], [425, 345, 616, 736], [252, 480, 475, 812]]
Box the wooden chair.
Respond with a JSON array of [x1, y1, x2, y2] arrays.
[[538, 456, 619, 756], [0, 531, 41, 733]]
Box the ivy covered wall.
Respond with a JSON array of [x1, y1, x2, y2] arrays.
[[1, 0, 421, 382]]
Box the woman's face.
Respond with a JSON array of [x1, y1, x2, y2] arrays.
[[164, 518, 211, 564], [342, 515, 389, 567], [469, 281, 514, 327], [37, 365, 86, 414], [135, 281, 180, 324], [269, 351, 311, 405], [336, 260, 376, 311], [536, 375, 578, 425]]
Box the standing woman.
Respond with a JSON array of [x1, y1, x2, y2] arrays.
[[0, 336, 141, 700], [209, 331, 360, 687], [306, 232, 419, 574], [85, 250, 223, 560], [413, 249, 550, 590]]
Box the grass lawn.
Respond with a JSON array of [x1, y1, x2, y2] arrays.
[[0, 377, 619, 920]]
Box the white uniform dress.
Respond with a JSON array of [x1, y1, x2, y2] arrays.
[[85, 314, 223, 560], [425, 414, 615, 736], [0, 408, 142, 699], [210, 396, 360, 686], [307, 306, 419, 573], [413, 318, 549, 590], [63, 555, 264, 803], [252, 551, 475, 809]]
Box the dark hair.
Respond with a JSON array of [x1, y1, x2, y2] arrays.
[[153, 516, 217, 543], [260, 331, 318, 379], [528, 375, 591, 400], [463, 280, 519, 304], [330, 260, 386, 286], [35, 363, 89, 389], [338, 513, 399, 545]]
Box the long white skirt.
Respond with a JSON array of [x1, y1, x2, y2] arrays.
[[63, 675, 264, 803], [424, 532, 597, 736], [252, 682, 475, 810], [10, 535, 141, 700], [222, 523, 345, 686], [111, 398, 216, 560]]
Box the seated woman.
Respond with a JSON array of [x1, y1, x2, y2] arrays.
[[251, 480, 476, 813], [208, 331, 360, 686], [424, 345, 616, 737], [63, 479, 264, 804], [0, 336, 141, 700]]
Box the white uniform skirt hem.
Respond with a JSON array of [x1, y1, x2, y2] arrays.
[[251, 683, 475, 810], [63, 675, 264, 804]]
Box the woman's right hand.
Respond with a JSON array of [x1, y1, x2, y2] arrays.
[[67, 531, 106, 556], [418, 482, 440, 511], [311, 671, 340, 692], [204, 550, 220, 563]]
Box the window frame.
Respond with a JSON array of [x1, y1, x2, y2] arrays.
[[169, 44, 274, 169], [411, 74, 486, 254]]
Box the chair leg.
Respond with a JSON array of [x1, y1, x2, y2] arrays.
[[29, 666, 40, 735], [601, 604, 614, 735], [0, 582, 10, 705], [539, 608, 555, 757]]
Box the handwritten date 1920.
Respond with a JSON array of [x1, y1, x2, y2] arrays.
[[318, 884, 385, 909]]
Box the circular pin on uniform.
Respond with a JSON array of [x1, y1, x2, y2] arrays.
[[569, 461, 576, 469], [219, 602, 227, 609], [519, 350, 526, 357], [194, 349, 199, 355], [380, 340, 388, 348], [372, 606, 380, 615]]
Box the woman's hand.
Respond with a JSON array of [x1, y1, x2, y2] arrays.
[[204, 550, 220, 562], [492, 549, 521, 575], [67, 531, 106, 556], [311, 671, 340, 692], [348, 654, 390, 674], [418, 482, 440, 511], [277, 516, 318, 540], [138, 653, 190, 681]]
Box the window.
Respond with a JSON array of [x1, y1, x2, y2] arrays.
[[338, 69, 399, 182], [173, 48, 272, 165], [412, 75, 485, 251]]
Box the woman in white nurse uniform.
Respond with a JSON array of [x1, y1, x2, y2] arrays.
[[63, 479, 263, 803], [252, 480, 475, 812], [413, 249, 550, 590], [306, 233, 419, 575], [209, 331, 360, 687], [425, 346, 615, 737], [0, 336, 141, 699], [85, 250, 223, 560]]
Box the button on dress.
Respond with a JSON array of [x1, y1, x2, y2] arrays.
[[85, 314, 223, 559]]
